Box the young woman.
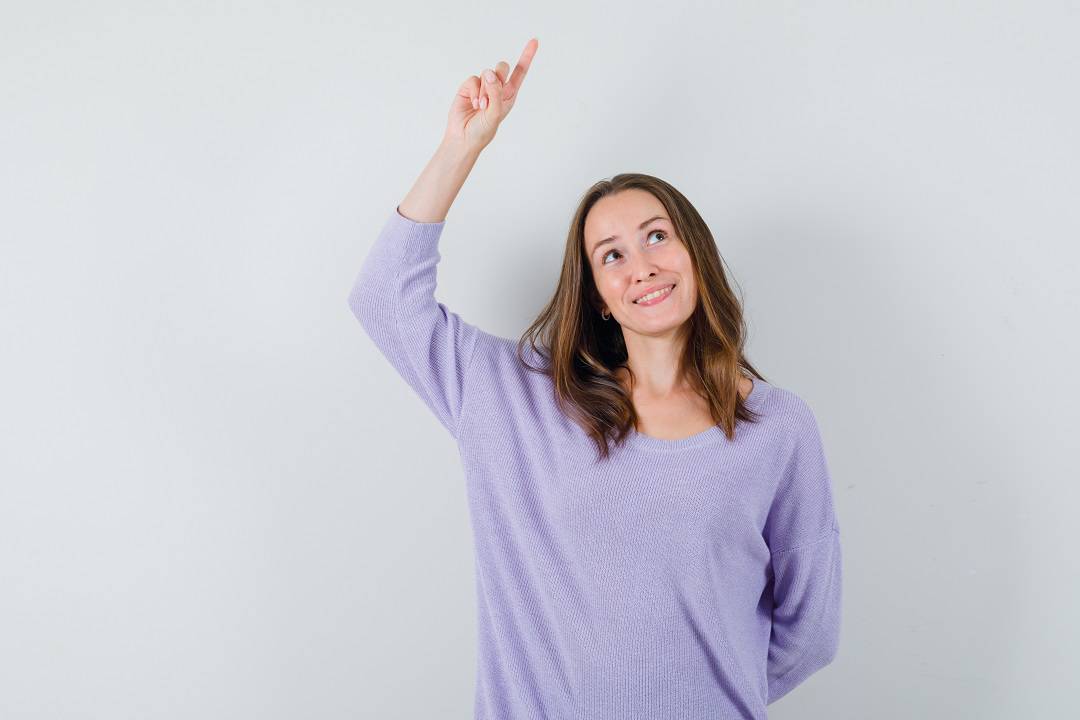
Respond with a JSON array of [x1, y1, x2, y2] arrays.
[[348, 37, 842, 720]]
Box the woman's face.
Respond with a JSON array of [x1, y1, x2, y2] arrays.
[[583, 189, 698, 338]]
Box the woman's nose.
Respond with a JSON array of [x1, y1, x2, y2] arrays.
[[629, 253, 659, 279]]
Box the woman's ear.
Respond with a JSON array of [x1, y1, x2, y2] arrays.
[[588, 287, 605, 315]]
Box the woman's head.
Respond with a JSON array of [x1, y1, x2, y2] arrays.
[[517, 172, 764, 460], [582, 186, 698, 343]]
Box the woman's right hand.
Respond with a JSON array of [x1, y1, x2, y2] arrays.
[[443, 37, 539, 153]]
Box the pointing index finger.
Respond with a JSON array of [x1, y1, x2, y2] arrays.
[[506, 37, 538, 94]]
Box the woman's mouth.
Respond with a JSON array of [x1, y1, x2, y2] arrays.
[[632, 284, 675, 307]]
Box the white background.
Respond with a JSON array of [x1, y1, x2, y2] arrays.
[[2, 2, 1077, 718]]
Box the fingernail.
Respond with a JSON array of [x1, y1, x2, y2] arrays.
[[484, 69, 496, 83]]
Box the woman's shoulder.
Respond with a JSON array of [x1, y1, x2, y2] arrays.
[[747, 377, 822, 445], [457, 330, 572, 444], [470, 329, 543, 369], [464, 329, 554, 397]]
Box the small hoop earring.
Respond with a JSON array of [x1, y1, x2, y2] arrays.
[[601, 308, 611, 321]]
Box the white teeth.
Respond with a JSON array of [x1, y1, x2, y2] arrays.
[[634, 285, 673, 303]]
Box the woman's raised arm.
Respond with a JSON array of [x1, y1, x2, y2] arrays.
[[347, 39, 538, 440]]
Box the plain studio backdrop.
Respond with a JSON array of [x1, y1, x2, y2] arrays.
[[2, 2, 1078, 718]]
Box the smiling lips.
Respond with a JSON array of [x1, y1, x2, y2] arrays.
[[632, 283, 676, 306]]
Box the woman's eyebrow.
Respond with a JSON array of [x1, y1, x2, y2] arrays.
[[591, 216, 669, 255]]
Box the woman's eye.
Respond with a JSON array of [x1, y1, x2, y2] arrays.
[[601, 230, 666, 265]]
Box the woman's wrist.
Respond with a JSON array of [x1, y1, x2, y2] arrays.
[[398, 139, 483, 223]]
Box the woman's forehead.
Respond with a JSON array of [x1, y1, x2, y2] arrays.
[[584, 206, 671, 255]]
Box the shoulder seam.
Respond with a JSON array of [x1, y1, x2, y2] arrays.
[[770, 526, 839, 557], [457, 328, 489, 441]]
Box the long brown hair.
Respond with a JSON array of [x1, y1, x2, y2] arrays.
[[516, 173, 767, 461]]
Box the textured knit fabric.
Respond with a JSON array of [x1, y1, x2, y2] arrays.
[[347, 206, 843, 720]]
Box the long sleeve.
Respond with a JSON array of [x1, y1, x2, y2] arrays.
[[346, 206, 485, 440], [763, 397, 843, 705]]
